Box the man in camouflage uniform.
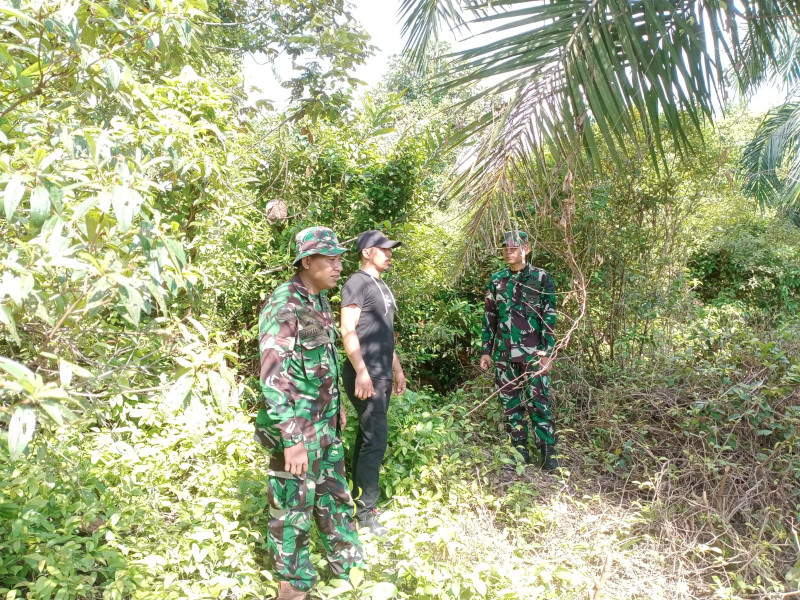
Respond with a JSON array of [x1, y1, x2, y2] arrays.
[[255, 226, 363, 599], [480, 230, 559, 470]]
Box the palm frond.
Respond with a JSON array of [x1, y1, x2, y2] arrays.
[[400, 0, 800, 240], [737, 28, 800, 96], [741, 101, 800, 210], [398, 0, 470, 72]]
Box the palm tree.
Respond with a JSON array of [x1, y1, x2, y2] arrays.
[[741, 101, 800, 212], [398, 0, 800, 235], [739, 33, 800, 213]]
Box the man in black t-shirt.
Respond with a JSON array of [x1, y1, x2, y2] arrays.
[[340, 230, 407, 536]]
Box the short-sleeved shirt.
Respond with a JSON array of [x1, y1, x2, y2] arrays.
[[341, 270, 396, 380]]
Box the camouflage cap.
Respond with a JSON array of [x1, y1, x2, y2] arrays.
[[293, 226, 347, 265], [502, 230, 529, 247]]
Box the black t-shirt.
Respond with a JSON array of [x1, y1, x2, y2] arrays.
[[341, 270, 396, 380]]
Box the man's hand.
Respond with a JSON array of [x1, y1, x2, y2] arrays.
[[479, 355, 492, 371], [284, 442, 308, 476], [355, 369, 374, 400], [393, 369, 407, 395], [339, 403, 347, 429], [538, 355, 553, 375]]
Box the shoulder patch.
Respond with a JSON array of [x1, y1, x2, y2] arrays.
[[275, 336, 293, 348]]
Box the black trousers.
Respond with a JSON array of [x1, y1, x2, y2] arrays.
[[342, 377, 392, 518]]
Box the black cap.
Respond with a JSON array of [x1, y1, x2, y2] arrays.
[[356, 230, 402, 252]]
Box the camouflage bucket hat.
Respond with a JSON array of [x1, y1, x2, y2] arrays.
[[293, 226, 347, 265], [502, 230, 529, 247]]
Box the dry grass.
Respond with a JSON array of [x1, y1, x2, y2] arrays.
[[363, 328, 800, 599]]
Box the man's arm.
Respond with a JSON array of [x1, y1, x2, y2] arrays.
[[392, 350, 406, 395], [480, 280, 498, 370], [537, 271, 557, 373], [259, 298, 308, 475], [341, 304, 374, 399]]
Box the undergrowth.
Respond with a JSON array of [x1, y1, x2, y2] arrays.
[[1, 316, 798, 600]]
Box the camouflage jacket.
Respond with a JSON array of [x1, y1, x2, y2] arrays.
[[255, 274, 341, 452], [481, 264, 557, 362]]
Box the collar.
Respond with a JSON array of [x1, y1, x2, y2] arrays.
[[505, 263, 532, 277], [356, 268, 383, 281], [289, 273, 316, 300]]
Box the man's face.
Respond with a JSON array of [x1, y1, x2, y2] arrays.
[[502, 244, 529, 266], [365, 246, 392, 272], [303, 254, 343, 290]]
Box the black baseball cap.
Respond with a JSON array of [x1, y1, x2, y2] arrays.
[[356, 230, 402, 252]]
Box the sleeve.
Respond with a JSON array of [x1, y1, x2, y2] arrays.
[[539, 271, 557, 356], [259, 295, 305, 448], [481, 279, 498, 356], [341, 275, 367, 308]]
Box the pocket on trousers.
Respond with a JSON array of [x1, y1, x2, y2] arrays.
[[322, 441, 353, 505], [267, 475, 306, 511]]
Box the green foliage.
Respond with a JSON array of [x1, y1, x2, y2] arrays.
[[558, 309, 800, 598], [0, 0, 244, 458], [207, 0, 375, 121], [688, 214, 800, 313], [0, 399, 276, 600], [398, 0, 800, 243]]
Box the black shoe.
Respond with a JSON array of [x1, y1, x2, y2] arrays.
[[358, 510, 389, 536], [513, 445, 532, 465], [541, 445, 559, 471]]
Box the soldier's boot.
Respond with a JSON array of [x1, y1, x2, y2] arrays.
[[541, 444, 559, 471], [358, 509, 389, 536], [513, 445, 532, 465], [277, 581, 307, 600]]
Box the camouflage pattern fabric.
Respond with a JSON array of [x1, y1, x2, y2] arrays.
[[266, 439, 364, 591], [293, 225, 347, 265], [481, 264, 557, 362], [482, 263, 558, 449], [495, 360, 556, 447], [256, 273, 362, 589], [256, 274, 342, 451], [502, 230, 528, 247]]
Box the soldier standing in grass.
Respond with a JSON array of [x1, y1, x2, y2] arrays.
[[479, 230, 559, 470], [340, 230, 407, 536], [255, 226, 363, 600]]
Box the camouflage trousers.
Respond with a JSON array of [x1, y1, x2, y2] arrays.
[[494, 359, 556, 448], [266, 439, 364, 592]]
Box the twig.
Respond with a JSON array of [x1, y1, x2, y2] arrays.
[[592, 553, 612, 600]]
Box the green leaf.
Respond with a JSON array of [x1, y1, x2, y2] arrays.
[[163, 236, 187, 267], [70, 195, 99, 223], [0, 304, 21, 345], [59, 359, 73, 387], [104, 59, 121, 91], [39, 400, 64, 426], [366, 582, 398, 600], [0, 6, 42, 26], [20, 61, 43, 77], [0, 356, 36, 388], [111, 186, 143, 232], [207, 370, 230, 411], [349, 567, 364, 589], [58, 359, 93, 380], [8, 406, 36, 461], [29, 186, 50, 226], [163, 373, 194, 412], [118, 282, 145, 327], [472, 575, 487, 597], [3, 174, 25, 220]]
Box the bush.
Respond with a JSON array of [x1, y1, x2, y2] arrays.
[[688, 216, 800, 313]]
